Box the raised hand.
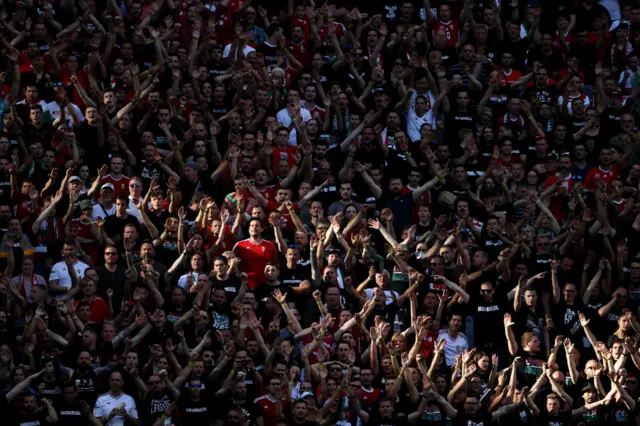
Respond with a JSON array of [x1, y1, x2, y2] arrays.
[[504, 313, 514, 327]]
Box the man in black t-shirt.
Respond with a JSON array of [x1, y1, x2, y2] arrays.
[[57, 382, 100, 426], [11, 394, 58, 426], [177, 378, 214, 425]]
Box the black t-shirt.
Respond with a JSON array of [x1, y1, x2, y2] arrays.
[[468, 291, 508, 348], [523, 84, 557, 106], [134, 159, 162, 188], [212, 274, 242, 302], [256, 42, 279, 68], [143, 390, 174, 426], [536, 409, 571, 426], [608, 405, 638, 426], [452, 409, 492, 426], [552, 300, 586, 342], [57, 402, 90, 426], [177, 395, 214, 425], [103, 214, 140, 242], [216, 395, 263, 426], [503, 406, 533, 426], [70, 368, 100, 405], [575, 405, 608, 426], [11, 409, 50, 426], [367, 411, 410, 426], [97, 264, 127, 314]]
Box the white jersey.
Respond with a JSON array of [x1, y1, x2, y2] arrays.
[[276, 106, 312, 146], [93, 391, 138, 426], [49, 260, 89, 296], [437, 329, 468, 366]]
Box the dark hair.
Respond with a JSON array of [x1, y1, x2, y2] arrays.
[[248, 217, 263, 228]]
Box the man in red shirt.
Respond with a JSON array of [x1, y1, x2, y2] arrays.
[[584, 147, 620, 191], [74, 277, 110, 324], [233, 217, 279, 289], [254, 375, 286, 426]]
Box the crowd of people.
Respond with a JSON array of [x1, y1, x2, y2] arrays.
[[0, 0, 640, 425]]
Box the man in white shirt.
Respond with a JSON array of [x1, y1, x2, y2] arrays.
[[49, 240, 89, 297], [46, 86, 84, 127], [223, 41, 256, 59], [276, 91, 311, 146], [94, 371, 138, 426], [437, 313, 469, 366], [92, 183, 116, 222]]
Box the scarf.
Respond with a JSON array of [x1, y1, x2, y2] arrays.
[[612, 41, 633, 67]]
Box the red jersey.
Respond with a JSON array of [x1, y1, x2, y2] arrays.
[[502, 69, 523, 85], [15, 195, 35, 221], [360, 387, 383, 409], [288, 39, 311, 69], [305, 104, 326, 121], [283, 65, 298, 89], [233, 238, 279, 289], [290, 15, 311, 37], [495, 156, 523, 175], [254, 394, 285, 426], [420, 330, 438, 358], [584, 165, 620, 191], [430, 19, 459, 48], [75, 296, 110, 323], [101, 174, 130, 198], [300, 334, 334, 364], [271, 146, 297, 173], [318, 22, 346, 41], [558, 68, 585, 84], [544, 173, 573, 220], [266, 200, 299, 233], [256, 184, 278, 202], [225, 0, 244, 15], [613, 198, 628, 213]]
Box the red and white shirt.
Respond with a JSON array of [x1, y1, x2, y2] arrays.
[[101, 174, 130, 198], [584, 165, 620, 191], [233, 238, 279, 289]]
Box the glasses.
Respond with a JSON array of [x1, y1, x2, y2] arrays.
[[480, 289, 491, 294], [330, 368, 342, 372], [130, 183, 141, 188], [105, 252, 118, 256], [188, 383, 203, 388]]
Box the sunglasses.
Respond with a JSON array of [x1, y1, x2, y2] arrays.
[[130, 183, 141, 188], [480, 289, 491, 293], [105, 252, 118, 256]]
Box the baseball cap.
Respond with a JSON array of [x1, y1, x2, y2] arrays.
[[69, 176, 82, 183], [297, 391, 314, 400], [185, 160, 200, 172], [101, 183, 115, 191], [79, 200, 93, 211], [581, 383, 596, 394]]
